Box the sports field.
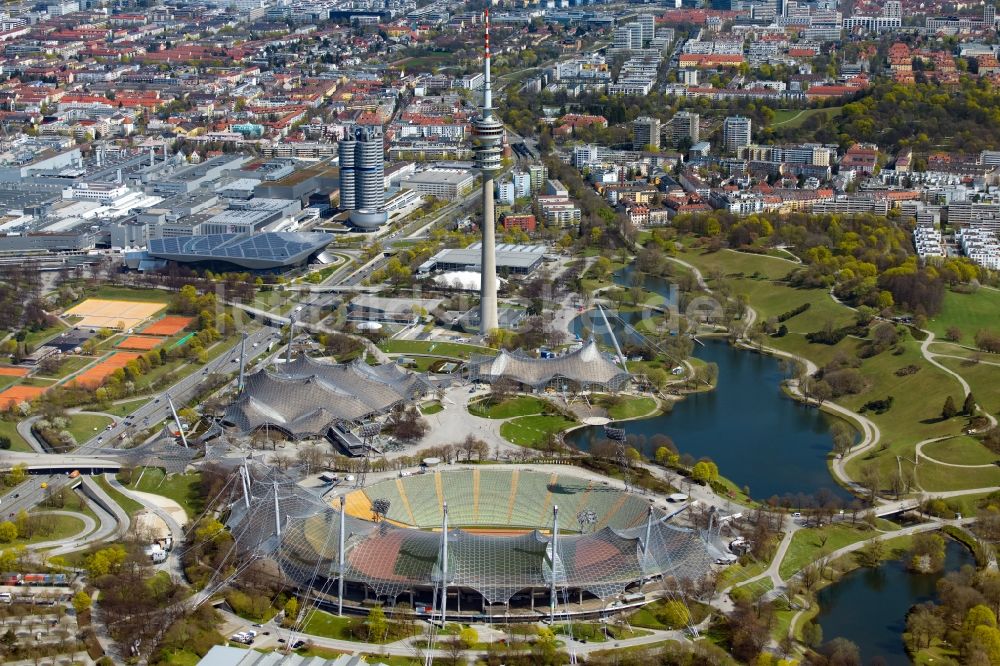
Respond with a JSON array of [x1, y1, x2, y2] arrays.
[[119, 336, 165, 351], [71, 352, 142, 389], [142, 316, 194, 336], [0, 385, 46, 409], [0, 367, 29, 377], [64, 299, 165, 330]]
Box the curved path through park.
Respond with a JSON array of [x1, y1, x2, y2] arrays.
[[919, 330, 998, 429]]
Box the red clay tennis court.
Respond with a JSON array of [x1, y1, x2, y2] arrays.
[[0, 367, 29, 377], [142, 316, 194, 336], [71, 352, 142, 389], [0, 385, 46, 409], [119, 336, 164, 351]]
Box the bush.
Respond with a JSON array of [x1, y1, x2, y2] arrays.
[[860, 396, 894, 414], [656, 600, 691, 629], [225, 590, 272, 621], [777, 303, 811, 323]]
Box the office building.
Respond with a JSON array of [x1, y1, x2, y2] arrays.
[[633, 116, 661, 151], [400, 169, 475, 199], [339, 127, 387, 229], [723, 116, 752, 154]]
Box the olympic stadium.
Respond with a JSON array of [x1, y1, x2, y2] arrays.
[[226, 466, 717, 620]]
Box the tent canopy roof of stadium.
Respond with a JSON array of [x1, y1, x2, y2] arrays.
[[222, 356, 432, 438], [470, 339, 630, 389]]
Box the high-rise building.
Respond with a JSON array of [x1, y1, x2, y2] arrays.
[[638, 13, 655, 44], [669, 111, 700, 146], [633, 116, 661, 151], [985, 2, 996, 26], [528, 164, 548, 193], [339, 127, 386, 229], [723, 116, 752, 154], [613, 22, 643, 50], [471, 10, 504, 333]]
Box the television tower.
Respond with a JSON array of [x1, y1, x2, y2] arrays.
[[472, 10, 503, 334]]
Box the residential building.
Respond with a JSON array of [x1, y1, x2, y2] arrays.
[[633, 116, 661, 151], [723, 116, 752, 154]]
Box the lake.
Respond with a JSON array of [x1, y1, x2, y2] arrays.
[[815, 538, 975, 664], [565, 338, 851, 501]]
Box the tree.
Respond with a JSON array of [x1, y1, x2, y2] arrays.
[[459, 626, 478, 647], [964, 392, 978, 416], [830, 421, 855, 455], [366, 605, 387, 642], [945, 326, 963, 342], [371, 498, 391, 522], [0, 436, 9, 450], [71, 590, 91, 615], [283, 597, 298, 623], [907, 603, 945, 649], [656, 600, 690, 629], [801, 621, 823, 648], [965, 604, 998, 635], [942, 395, 958, 419], [0, 522, 14, 544], [820, 637, 862, 666], [973, 624, 1000, 665], [691, 460, 719, 484]]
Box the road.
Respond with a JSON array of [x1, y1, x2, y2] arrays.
[[0, 327, 273, 521]]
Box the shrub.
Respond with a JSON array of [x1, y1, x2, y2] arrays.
[[777, 303, 811, 323]]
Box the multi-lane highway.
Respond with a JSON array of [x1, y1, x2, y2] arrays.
[[0, 326, 275, 519]]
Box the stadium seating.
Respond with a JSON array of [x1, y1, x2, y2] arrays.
[[363, 470, 653, 531]]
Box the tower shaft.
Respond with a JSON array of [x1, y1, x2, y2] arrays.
[[480, 176, 498, 332]]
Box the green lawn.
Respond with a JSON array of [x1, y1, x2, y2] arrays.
[[733, 577, 774, 600], [121, 468, 202, 519], [157, 649, 202, 666], [379, 339, 492, 359], [927, 288, 1000, 343], [937, 356, 1000, 418], [468, 395, 550, 419], [17, 512, 88, 545], [419, 401, 444, 415], [66, 414, 113, 444], [779, 525, 873, 579], [602, 395, 658, 420], [0, 420, 30, 453], [299, 609, 412, 644], [301, 610, 356, 640], [917, 459, 1000, 493], [101, 399, 150, 417], [0, 375, 18, 392], [500, 415, 578, 448], [921, 436, 998, 466], [34, 356, 94, 381], [96, 474, 143, 516], [716, 559, 769, 590], [835, 336, 969, 487], [23, 323, 68, 350], [770, 106, 842, 128], [90, 286, 175, 304]]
